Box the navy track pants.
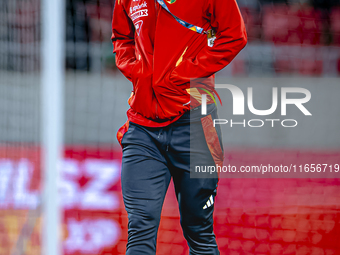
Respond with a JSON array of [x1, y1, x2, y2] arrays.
[[121, 105, 222, 255]]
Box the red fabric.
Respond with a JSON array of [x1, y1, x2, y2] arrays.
[[117, 120, 129, 147], [201, 115, 224, 169], [112, 0, 247, 127]]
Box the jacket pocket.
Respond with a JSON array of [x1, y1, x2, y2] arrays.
[[168, 33, 207, 87]]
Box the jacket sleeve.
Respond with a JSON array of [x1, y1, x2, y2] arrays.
[[169, 0, 247, 85], [111, 0, 136, 81]]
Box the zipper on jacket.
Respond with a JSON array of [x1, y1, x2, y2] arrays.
[[155, 0, 159, 15], [155, 92, 159, 119], [153, 1, 161, 119]]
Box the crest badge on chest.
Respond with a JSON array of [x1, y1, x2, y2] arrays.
[[166, 0, 176, 4]]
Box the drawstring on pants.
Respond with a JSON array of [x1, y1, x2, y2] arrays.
[[156, 125, 174, 152]]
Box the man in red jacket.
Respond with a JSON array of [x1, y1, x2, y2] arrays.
[[112, 0, 247, 253]]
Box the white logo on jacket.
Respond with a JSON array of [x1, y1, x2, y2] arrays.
[[131, 9, 148, 21], [134, 20, 143, 36], [130, 1, 147, 14]]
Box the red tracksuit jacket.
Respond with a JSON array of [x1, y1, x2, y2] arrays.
[[112, 0, 247, 129]]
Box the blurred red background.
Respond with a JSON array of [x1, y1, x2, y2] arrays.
[[1, 146, 339, 254]]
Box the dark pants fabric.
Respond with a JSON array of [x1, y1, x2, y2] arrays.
[[121, 105, 222, 255]]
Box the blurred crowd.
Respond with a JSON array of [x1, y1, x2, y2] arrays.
[[241, 0, 340, 45], [64, 0, 340, 45], [1, 0, 339, 74]]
